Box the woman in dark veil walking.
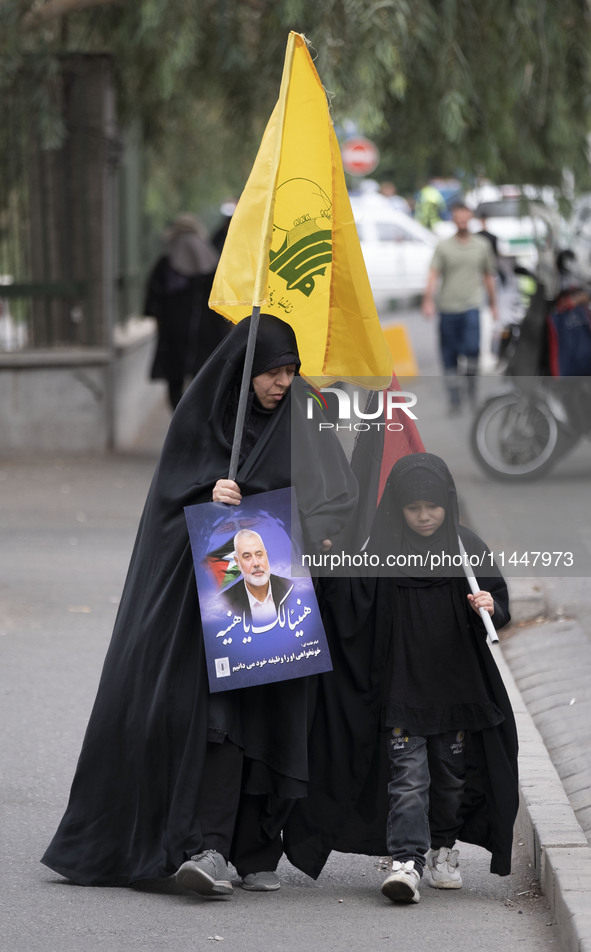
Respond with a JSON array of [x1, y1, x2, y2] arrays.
[[144, 213, 228, 410], [41, 314, 357, 895]]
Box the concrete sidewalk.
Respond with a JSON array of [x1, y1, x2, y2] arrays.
[[492, 617, 591, 952]]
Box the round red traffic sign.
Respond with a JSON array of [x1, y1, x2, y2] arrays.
[[341, 137, 380, 176]]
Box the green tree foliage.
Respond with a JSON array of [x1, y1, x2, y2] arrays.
[[2, 0, 591, 220], [364, 0, 591, 190]]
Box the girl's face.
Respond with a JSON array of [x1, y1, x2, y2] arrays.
[[402, 500, 446, 536]]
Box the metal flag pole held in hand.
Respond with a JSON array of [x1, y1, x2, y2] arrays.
[[458, 535, 499, 645], [228, 307, 261, 483]]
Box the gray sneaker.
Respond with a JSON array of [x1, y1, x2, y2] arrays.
[[241, 871, 281, 891], [175, 850, 233, 896], [426, 846, 462, 889]]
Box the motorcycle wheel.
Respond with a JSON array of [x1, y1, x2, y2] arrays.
[[470, 392, 569, 480]]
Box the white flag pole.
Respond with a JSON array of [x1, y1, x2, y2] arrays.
[[458, 535, 499, 645]]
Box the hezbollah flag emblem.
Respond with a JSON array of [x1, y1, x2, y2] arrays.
[[268, 180, 332, 299], [209, 31, 393, 389]]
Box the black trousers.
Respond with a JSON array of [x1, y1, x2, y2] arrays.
[[195, 739, 283, 877]]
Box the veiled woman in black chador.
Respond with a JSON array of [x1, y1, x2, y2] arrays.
[[284, 453, 518, 902], [41, 315, 357, 892], [144, 213, 226, 411]]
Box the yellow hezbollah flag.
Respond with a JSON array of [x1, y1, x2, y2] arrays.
[[209, 31, 393, 388]]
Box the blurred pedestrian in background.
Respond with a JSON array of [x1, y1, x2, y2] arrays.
[[144, 213, 229, 410], [477, 214, 499, 260], [478, 213, 506, 286], [414, 181, 446, 230], [211, 198, 238, 253], [422, 202, 497, 414], [379, 180, 411, 215]]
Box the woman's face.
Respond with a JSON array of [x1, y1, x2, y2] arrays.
[[252, 364, 297, 409], [402, 500, 446, 536]]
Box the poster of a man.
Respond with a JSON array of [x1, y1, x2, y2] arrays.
[[184, 487, 332, 692], [221, 529, 294, 629]]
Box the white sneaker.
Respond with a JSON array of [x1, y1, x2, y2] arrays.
[[426, 847, 462, 889], [381, 860, 421, 904]]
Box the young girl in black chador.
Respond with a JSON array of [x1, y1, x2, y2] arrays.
[[370, 453, 513, 904], [283, 452, 518, 907]]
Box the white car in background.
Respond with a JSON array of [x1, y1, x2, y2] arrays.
[[471, 196, 543, 262], [466, 185, 563, 265], [349, 193, 438, 305]]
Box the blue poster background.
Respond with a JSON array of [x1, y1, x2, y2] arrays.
[[184, 487, 332, 692]]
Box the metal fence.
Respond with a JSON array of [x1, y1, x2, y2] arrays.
[[0, 53, 141, 353]]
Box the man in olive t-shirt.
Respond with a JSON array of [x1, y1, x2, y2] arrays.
[[422, 202, 497, 413]]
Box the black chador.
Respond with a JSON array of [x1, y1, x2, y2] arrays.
[[42, 315, 357, 886], [284, 453, 518, 879]]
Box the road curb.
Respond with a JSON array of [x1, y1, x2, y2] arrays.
[[507, 577, 548, 626], [493, 641, 591, 952]]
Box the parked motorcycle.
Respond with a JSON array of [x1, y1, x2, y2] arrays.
[[470, 376, 591, 480], [470, 256, 591, 480]]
